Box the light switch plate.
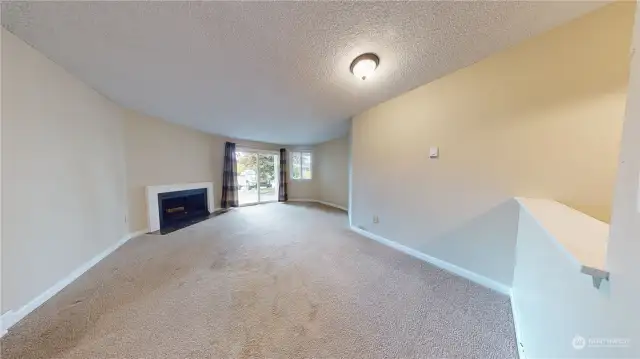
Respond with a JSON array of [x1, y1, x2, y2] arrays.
[[429, 147, 439, 158]]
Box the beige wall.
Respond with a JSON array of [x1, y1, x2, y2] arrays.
[[1, 29, 128, 312], [316, 135, 349, 208], [351, 2, 634, 286], [124, 110, 219, 232], [287, 171, 319, 200], [124, 111, 321, 232], [0, 29, 322, 317]]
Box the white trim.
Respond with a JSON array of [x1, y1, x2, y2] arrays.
[[238, 200, 278, 207], [287, 199, 348, 212], [349, 226, 511, 296], [515, 197, 607, 272], [145, 182, 214, 233], [315, 200, 348, 212], [0, 229, 147, 337], [289, 151, 313, 180], [236, 150, 280, 204], [510, 290, 527, 359], [236, 147, 278, 155]]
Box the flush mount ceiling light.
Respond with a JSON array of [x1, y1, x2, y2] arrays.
[[350, 53, 380, 80]]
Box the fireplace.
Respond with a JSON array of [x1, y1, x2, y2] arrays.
[[145, 182, 215, 233], [157, 188, 210, 234]]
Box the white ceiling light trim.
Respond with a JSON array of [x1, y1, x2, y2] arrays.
[[350, 53, 379, 80]]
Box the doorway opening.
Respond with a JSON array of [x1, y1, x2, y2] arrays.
[[236, 149, 279, 206]]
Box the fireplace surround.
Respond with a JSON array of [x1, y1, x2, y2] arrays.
[[145, 182, 215, 233]]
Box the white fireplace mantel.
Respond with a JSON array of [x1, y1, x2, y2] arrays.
[[145, 182, 215, 232]]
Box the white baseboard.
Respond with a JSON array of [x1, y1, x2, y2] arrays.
[[315, 200, 348, 212], [0, 229, 148, 336], [510, 290, 527, 359], [349, 226, 511, 296], [287, 199, 348, 212]]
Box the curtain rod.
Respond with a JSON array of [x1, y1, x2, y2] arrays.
[[233, 143, 313, 151]]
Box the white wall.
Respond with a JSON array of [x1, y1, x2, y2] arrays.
[[605, 0, 640, 354], [511, 3, 640, 356], [316, 135, 349, 209], [511, 207, 616, 358], [1, 29, 128, 313], [0, 17, 4, 320], [350, 2, 634, 288]]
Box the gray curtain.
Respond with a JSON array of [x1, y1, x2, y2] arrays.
[[221, 142, 239, 208], [278, 148, 288, 202]]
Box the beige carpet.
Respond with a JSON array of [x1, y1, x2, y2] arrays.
[[1, 202, 517, 359]]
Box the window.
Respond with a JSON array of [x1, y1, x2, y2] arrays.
[[290, 151, 312, 180]]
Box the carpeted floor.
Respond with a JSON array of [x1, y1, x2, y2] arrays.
[[1, 202, 517, 359]]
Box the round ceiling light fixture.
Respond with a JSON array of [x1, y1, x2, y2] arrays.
[[350, 53, 379, 80]]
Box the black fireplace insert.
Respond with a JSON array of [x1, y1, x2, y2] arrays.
[[158, 188, 210, 234]]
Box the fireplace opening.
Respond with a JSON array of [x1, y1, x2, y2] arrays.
[[158, 188, 210, 234]]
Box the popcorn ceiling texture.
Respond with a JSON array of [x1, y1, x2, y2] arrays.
[[1, 1, 607, 144], [1, 203, 517, 359]]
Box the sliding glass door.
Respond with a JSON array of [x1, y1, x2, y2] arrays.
[[257, 153, 278, 202], [236, 151, 258, 205], [236, 150, 279, 205]]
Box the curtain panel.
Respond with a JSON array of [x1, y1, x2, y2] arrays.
[[221, 142, 239, 208], [278, 148, 288, 202]]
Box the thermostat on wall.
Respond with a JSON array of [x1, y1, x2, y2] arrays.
[[429, 147, 439, 159]]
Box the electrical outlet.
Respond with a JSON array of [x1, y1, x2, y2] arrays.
[[373, 215, 379, 224]]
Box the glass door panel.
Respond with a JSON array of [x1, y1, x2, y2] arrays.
[[301, 152, 312, 179], [258, 153, 278, 202], [236, 151, 258, 205]]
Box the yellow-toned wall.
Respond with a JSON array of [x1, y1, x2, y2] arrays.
[[351, 2, 635, 286]]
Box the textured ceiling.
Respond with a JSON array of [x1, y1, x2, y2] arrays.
[[2, 1, 607, 145]]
